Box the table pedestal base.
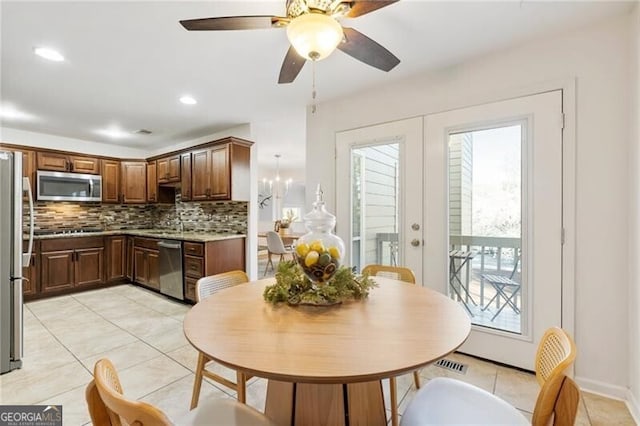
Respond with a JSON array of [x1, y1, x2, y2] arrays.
[[265, 380, 387, 426]]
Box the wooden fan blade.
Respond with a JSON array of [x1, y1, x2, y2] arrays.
[[278, 46, 306, 84], [180, 16, 282, 31], [346, 1, 399, 18], [338, 27, 400, 72]]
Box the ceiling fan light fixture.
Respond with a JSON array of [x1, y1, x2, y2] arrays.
[[286, 13, 343, 61]]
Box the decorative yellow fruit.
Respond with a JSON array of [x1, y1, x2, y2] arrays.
[[305, 250, 319, 267], [310, 240, 325, 253], [328, 246, 340, 259], [296, 243, 310, 257]]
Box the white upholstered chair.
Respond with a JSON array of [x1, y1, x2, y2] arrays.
[[401, 327, 579, 426]]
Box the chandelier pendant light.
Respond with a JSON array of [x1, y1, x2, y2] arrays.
[[259, 154, 293, 209]]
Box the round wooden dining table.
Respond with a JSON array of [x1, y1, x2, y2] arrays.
[[183, 277, 471, 426]]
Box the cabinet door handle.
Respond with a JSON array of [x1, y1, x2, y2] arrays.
[[69, 161, 74, 172]]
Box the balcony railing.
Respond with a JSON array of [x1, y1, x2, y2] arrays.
[[450, 235, 521, 331]]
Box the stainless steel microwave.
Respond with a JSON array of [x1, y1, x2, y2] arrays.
[[37, 170, 102, 202]]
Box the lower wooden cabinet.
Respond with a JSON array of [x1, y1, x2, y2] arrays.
[[133, 238, 160, 290], [40, 237, 105, 296], [22, 241, 39, 298], [126, 237, 134, 281], [105, 236, 126, 282], [182, 238, 246, 302]]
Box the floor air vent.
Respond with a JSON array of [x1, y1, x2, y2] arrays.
[[434, 358, 468, 374]]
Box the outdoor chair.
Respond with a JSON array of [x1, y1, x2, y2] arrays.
[[263, 231, 294, 276], [191, 270, 251, 409], [86, 358, 275, 426], [481, 251, 521, 321], [401, 327, 579, 426], [362, 264, 420, 426]]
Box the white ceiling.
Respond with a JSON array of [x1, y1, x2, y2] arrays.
[[1, 1, 635, 172]]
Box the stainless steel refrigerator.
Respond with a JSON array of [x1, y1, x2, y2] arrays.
[[0, 151, 34, 374]]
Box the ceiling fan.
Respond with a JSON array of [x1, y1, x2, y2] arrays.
[[180, 0, 400, 84]]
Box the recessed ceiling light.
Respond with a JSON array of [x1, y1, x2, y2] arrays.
[[33, 47, 65, 62], [180, 95, 197, 105], [95, 128, 130, 139], [0, 104, 35, 121]]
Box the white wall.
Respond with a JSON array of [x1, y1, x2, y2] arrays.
[[0, 127, 148, 158], [628, 4, 640, 421], [0, 124, 253, 159], [147, 124, 252, 157], [307, 13, 632, 394]]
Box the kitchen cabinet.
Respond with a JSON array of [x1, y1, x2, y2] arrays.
[[40, 237, 104, 295], [120, 161, 147, 204], [22, 241, 39, 299], [190, 140, 250, 202], [37, 151, 100, 174], [182, 238, 245, 302], [133, 238, 159, 290], [147, 161, 157, 203], [0, 147, 37, 195], [21, 149, 36, 196], [102, 159, 120, 203], [181, 153, 192, 201], [105, 235, 126, 282], [126, 237, 134, 281], [157, 155, 181, 184]]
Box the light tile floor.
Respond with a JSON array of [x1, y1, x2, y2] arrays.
[[0, 284, 635, 425]]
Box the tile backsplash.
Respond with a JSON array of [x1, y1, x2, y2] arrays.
[[26, 193, 248, 234]]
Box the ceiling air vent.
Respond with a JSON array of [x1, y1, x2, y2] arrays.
[[134, 129, 152, 135]]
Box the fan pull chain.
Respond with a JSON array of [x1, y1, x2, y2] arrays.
[[311, 60, 317, 114]]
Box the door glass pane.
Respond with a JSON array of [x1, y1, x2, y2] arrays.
[[351, 143, 400, 272], [448, 125, 523, 334]]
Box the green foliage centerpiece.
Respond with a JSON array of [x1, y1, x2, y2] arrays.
[[263, 185, 377, 306], [263, 260, 377, 306]]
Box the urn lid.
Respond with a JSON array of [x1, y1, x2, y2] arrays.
[[303, 185, 335, 233]]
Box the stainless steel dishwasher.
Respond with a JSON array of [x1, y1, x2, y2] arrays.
[[158, 240, 184, 300]]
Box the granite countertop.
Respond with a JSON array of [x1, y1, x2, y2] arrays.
[[29, 229, 246, 243]]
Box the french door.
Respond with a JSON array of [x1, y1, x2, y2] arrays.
[[425, 91, 563, 369], [336, 91, 563, 370], [336, 117, 424, 281]]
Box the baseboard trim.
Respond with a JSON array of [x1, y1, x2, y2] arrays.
[[574, 376, 628, 400], [627, 389, 640, 425]]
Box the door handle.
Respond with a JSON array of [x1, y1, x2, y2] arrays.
[[411, 239, 421, 247]]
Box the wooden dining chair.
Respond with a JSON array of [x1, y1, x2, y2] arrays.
[[87, 358, 276, 426], [263, 231, 294, 276], [191, 270, 251, 409], [362, 264, 420, 426], [401, 327, 579, 426]]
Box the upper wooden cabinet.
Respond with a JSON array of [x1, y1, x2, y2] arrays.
[[37, 151, 100, 174], [147, 161, 157, 203], [157, 154, 181, 184], [120, 161, 147, 204], [181, 153, 192, 201], [190, 141, 250, 201], [102, 160, 120, 203]]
